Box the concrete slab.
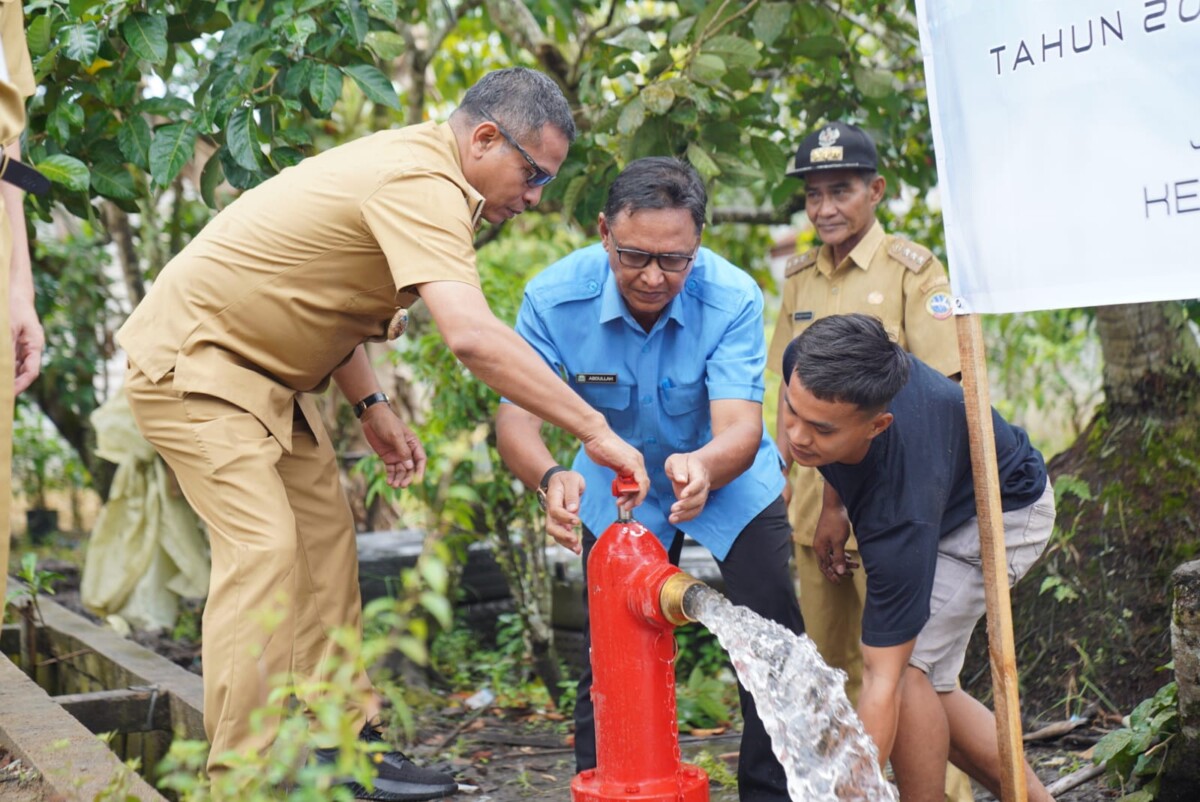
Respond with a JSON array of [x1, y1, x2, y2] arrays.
[[0, 653, 166, 801], [35, 594, 205, 740]]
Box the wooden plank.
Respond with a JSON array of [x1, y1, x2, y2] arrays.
[[54, 687, 173, 735], [956, 313, 1028, 802]]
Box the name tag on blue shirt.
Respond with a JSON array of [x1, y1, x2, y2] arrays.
[[575, 373, 618, 384]]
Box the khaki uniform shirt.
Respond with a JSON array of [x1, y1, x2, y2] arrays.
[[767, 219, 960, 547], [117, 122, 484, 452], [0, 0, 34, 146]]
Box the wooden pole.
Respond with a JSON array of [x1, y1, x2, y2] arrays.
[[955, 313, 1028, 802]]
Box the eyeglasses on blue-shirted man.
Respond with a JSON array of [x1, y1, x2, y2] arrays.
[[610, 232, 698, 273], [480, 109, 556, 188]]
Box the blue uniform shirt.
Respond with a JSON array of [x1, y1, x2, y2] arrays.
[[508, 242, 785, 560]]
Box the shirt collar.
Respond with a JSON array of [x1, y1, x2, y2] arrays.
[[817, 219, 885, 276], [597, 266, 690, 330], [435, 121, 485, 228]]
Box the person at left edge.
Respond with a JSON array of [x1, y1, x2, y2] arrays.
[[0, 0, 43, 608], [496, 157, 804, 801], [116, 68, 649, 801]]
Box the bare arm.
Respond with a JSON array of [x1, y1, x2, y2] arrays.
[[5, 141, 42, 394], [813, 480, 856, 582], [495, 403, 585, 553], [332, 345, 426, 489], [420, 280, 648, 506], [664, 398, 763, 525], [858, 638, 916, 767]]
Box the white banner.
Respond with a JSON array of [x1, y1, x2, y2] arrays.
[[915, 0, 1200, 314]]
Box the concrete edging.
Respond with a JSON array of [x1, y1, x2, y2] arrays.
[[0, 652, 166, 801]]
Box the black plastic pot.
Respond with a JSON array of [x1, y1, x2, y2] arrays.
[[25, 508, 58, 543]]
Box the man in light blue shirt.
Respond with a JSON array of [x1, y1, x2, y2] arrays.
[[496, 157, 803, 801]]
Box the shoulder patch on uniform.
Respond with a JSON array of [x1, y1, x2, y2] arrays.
[[887, 238, 933, 273], [784, 248, 818, 278]]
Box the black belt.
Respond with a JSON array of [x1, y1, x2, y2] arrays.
[[0, 156, 49, 196]]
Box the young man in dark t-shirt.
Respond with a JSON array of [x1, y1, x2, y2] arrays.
[[779, 313, 1055, 802]]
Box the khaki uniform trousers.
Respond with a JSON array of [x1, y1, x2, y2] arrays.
[[124, 365, 373, 772], [1, 196, 13, 603], [792, 468, 975, 802]]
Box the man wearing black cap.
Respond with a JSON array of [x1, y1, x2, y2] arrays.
[[766, 122, 970, 801]]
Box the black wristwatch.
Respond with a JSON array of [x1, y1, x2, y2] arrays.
[[537, 465, 567, 510], [353, 391, 389, 419]]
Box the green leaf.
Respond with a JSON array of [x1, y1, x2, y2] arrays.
[[133, 96, 195, 116], [225, 106, 261, 171], [751, 136, 788, 176], [308, 63, 343, 114], [37, 154, 90, 193], [669, 16, 695, 46], [90, 162, 137, 201], [365, 0, 399, 20], [1093, 728, 1133, 763], [604, 26, 652, 52], [418, 557, 449, 594], [688, 53, 726, 84], [365, 31, 406, 61], [341, 64, 400, 110], [795, 35, 845, 60], [686, 143, 720, 180], [854, 67, 894, 99], [419, 591, 452, 628], [701, 35, 760, 70], [344, 0, 370, 45], [200, 152, 224, 209], [122, 13, 169, 64], [26, 15, 53, 57], [117, 116, 152, 170], [148, 122, 196, 188], [61, 23, 101, 64], [47, 101, 84, 144], [751, 3, 792, 48], [616, 96, 645, 136], [640, 83, 675, 116], [69, 0, 102, 18]]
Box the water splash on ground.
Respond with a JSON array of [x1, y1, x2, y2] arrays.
[[686, 585, 898, 801]]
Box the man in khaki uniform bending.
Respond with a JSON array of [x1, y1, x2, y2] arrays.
[[118, 68, 648, 801], [1, 0, 41, 604], [767, 122, 970, 801]]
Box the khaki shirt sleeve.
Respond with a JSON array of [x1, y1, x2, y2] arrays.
[[0, 0, 34, 145], [901, 254, 961, 376], [361, 170, 483, 292], [767, 280, 796, 376]]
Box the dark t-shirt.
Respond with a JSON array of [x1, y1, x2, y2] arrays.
[[818, 356, 1047, 648]]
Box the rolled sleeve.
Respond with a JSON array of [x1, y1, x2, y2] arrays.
[[705, 286, 767, 403]]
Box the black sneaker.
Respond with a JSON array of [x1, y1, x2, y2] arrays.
[[314, 724, 458, 801]]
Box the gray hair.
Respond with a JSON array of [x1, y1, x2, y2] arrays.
[[453, 67, 576, 143], [603, 157, 708, 234], [782, 314, 910, 412]]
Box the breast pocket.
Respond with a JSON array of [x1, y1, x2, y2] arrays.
[[576, 384, 634, 435], [659, 381, 708, 450]]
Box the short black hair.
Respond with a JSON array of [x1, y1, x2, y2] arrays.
[[782, 314, 910, 411], [454, 67, 576, 143], [603, 157, 707, 234]]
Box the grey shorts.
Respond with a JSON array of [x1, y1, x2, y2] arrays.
[[909, 482, 1056, 691]]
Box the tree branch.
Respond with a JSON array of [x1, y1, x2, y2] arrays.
[[712, 195, 805, 225]]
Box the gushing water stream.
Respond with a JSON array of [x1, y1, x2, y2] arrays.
[[684, 584, 899, 802]]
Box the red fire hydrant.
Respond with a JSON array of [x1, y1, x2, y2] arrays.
[[570, 475, 710, 802]]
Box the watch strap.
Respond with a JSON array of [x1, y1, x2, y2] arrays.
[[538, 465, 567, 493], [353, 391, 389, 419]]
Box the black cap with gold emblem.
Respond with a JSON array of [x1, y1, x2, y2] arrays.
[[786, 122, 878, 177]]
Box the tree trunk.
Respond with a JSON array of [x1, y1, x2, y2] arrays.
[[1159, 560, 1200, 800], [965, 301, 1200, 716]]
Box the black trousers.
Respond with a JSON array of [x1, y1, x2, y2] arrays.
[[573, 496, 804, 801]]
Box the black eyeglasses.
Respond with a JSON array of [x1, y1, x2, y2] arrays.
[[610, 233, 698, 273], [480, 110, 555, 188]]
